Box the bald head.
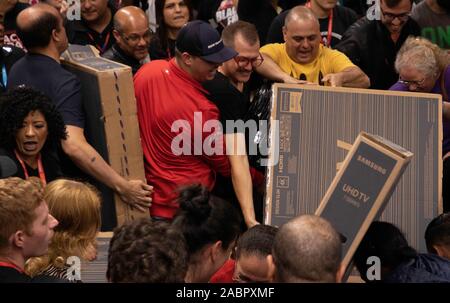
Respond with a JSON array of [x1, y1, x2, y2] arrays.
[[17, 3, 63, 50], [114, 6, 149, 34], [284, 6, 320, 30], [272, 215, 342, 282]]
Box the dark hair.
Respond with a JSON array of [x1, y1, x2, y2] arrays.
[[16, 9, 60, 50], [0, 86, 67, 151], [107, 218, 188, 283], [172, 184, 241, 259], [425, 213, 450, 254], [353, 221, 417, 282], [382, 0, 413, 8], [155, 0, 193, 55], [222, 21, 259, 48], [236, 225, 278, 259]]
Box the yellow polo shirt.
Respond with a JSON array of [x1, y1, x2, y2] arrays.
[[260, 43, 355, 83]]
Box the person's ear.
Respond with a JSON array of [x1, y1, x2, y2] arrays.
[[266, 254, 276, 282], [282, 25, 288, 43], [209, 240, 223, 263], [433, 244, 450, 260], [112, 29, 121, 42], [181, 52, 194, 66], [336, 262, 346, 283], [11, 230, 26, 248]]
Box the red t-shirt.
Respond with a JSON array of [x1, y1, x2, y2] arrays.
[[134, 59, 231, 219], [210, 259, 235, 283]]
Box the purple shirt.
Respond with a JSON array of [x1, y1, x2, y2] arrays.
[[390, 66, 450, 156]]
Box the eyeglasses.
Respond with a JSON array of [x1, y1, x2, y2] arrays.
[[233, 53, 264, 68], [120, 29, 153, 44], [381, 9, 410, 22], [398, 77, 426, 87]]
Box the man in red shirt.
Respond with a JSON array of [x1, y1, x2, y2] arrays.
[[134, 20, 238, 220]]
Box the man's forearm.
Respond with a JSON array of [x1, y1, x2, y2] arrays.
[[339, 66, 370, 88], [256, 53, 290, 82], [229, 154, 256, 227], [62, 126, 127, 192]]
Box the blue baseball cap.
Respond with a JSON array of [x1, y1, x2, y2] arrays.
[[176, 20, 237, 64]]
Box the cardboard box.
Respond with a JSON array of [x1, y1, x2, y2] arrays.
[[264, 84, 442, 252], [62, 45, 149, 229], [315, 132, 413, 278]]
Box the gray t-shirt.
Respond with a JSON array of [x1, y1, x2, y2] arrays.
[[411, 1, 450, 49]]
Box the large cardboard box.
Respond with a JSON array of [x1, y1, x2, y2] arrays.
[[264, 84, 442, 252], [62, 45, 149, 229], [315, 132, 413, 277]]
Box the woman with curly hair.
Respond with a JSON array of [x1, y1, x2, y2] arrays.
[[148, 0, 192, 60], [0, 86, 67, 184], [25, 179, 101, 282]]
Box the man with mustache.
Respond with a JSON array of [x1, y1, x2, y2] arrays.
[[411, 0, 450, 50], [102, 6, 151, 74], [203, 21, 264, 228], [256, 6, 369, 88], [336, 0, 421, 89]]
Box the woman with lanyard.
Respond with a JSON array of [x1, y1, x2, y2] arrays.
[[0, 86, 67, 185], [149, 0, 192, 60]]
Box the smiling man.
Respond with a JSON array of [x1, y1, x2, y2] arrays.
[[256, 6, 369, 87], [102, 6, 151, 74], [336, 0, 421, 89], [65, 0, 116, 54], [203, 21, 265, 228]]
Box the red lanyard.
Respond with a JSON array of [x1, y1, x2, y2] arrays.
[[306, 1, 334, 47], [0, 261, 24, 274], [14, 150, 47, 186], [87, 31, 111, 53]]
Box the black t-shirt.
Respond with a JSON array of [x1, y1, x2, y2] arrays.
[[0, 148, 63, 183], [237, 0, 278, 45], [335, 17, 421, 89], [148, 37, 176, 60], [266, 5, 358, 47], [202, 72, 250, 134], [65, 10, 116, 55], [0, 266, 31, 283], [7, 54, 84, 128], [0, 45, 25, 93]]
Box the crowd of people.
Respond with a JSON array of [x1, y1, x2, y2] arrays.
[[0, 0, 449, 283]]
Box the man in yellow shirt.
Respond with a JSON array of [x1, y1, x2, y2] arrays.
[[256, 6, 370, 88]]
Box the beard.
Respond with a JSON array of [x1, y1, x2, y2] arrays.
[[437, 0, 450, 13]]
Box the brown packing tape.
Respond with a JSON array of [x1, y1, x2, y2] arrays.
[[62, 45, 149, 228]]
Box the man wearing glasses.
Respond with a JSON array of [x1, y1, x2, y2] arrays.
[[102, 6, 151, 74], [203, 21, 265, 228], [336, 0, 421, 90]]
